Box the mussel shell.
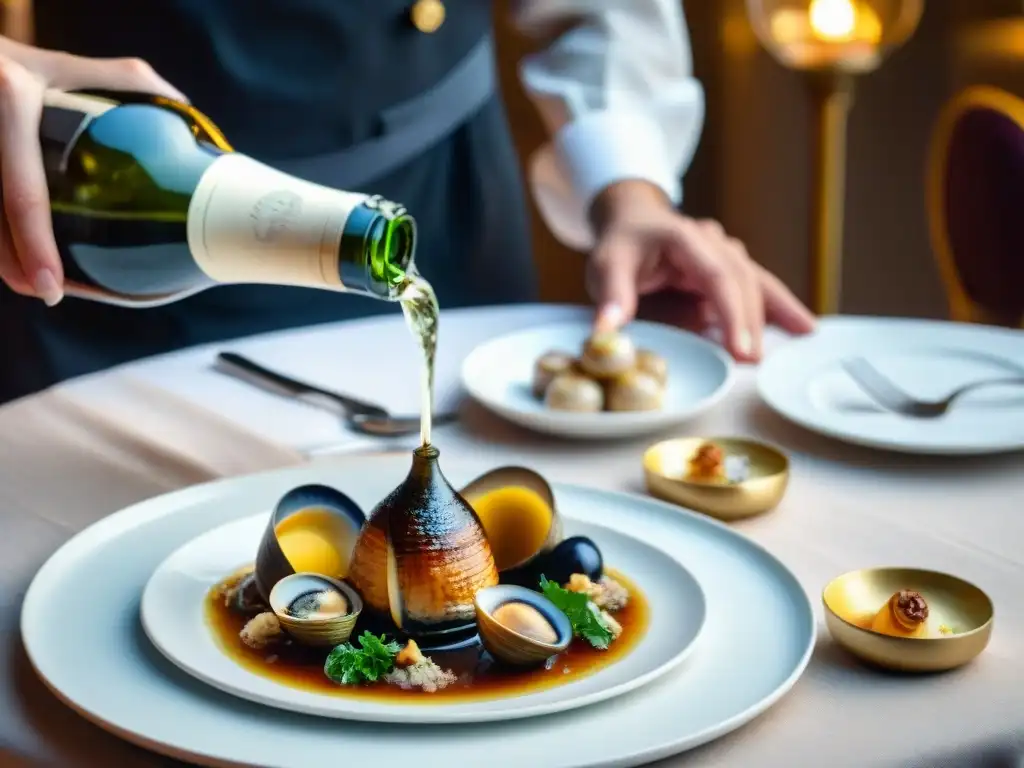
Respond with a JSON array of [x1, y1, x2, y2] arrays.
[[232, 572, 268, 615], [347, 446, 499, 639], [268, 572, 363, 648], [254, 484, 366, 604], [529, 536, 604, 587], [460, 466, 563, 575], [475, 585, 572, 667]]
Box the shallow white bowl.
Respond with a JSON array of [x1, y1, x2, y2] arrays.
[[141, 515, 705, 724]]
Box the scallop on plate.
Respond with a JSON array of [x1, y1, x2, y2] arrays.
[[460, 319, 736, 439]]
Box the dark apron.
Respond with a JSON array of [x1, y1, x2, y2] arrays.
[[0, 1, 537, 404]]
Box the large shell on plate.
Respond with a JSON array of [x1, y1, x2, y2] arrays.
[[253, 484, 366, 603], [459, 466, 563, 582], [347, 446, 499, 639]]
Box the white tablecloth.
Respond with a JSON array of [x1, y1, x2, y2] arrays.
[[2, 304, 1023, 768]]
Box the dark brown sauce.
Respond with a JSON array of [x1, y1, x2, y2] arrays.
[[205, 568, 650, 703]]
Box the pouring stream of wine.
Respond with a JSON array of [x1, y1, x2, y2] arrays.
[[398, 272, 439, 447]]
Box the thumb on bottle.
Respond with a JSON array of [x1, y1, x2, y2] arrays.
[[589, 238, 641, 334]]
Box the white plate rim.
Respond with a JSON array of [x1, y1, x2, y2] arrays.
[[757, 316, 1024, 456], [20, 457, 817, 768], [459, 319, 737, 436], [139, 513, 708, 724]]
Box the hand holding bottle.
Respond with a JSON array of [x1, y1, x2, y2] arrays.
[[0, 36, 185, 306]]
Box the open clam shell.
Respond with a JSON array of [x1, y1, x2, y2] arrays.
[[347, 446, 499, 640], [268, 572, 363, 647], [475, 585, 572, 666], [254, 484, 366, 603], [460, 466, 563, 579]]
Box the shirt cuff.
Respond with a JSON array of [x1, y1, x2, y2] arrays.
[[527, 110, 682, 252]]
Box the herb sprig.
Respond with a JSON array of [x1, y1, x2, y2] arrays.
[[539, 575, 615, 650], [324, 631, 402, 685]]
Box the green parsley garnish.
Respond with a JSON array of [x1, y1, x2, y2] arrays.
[[539, 575, 615, 650], [324, 631, 402, 685]]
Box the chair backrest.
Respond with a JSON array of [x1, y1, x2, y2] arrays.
[[927, 85, 1024, 328]]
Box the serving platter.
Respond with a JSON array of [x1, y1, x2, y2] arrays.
[[142, 513, 705, 723], [21, 454, 814, 768], [460, 319, 734, 439]]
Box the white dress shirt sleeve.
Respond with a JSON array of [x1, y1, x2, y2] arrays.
[[511, 0, 706, 252]]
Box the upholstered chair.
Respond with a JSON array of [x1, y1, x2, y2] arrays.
[[927, 85, 1024, 328]]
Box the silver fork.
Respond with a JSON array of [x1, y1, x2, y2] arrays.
[[841, 357, 1024, 418]]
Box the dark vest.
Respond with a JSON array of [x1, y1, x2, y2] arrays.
[[2, 1, 534, 405], [33, 0, 492, 159]]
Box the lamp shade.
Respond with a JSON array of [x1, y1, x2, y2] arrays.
[[746, 0, 924, 73]]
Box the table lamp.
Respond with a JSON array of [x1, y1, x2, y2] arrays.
[[746, 0, 924, 314]]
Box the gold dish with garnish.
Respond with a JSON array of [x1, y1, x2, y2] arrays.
[[823, 567, 994, 672], [201, 452, 657, 704], [643, 436, 790, 520]]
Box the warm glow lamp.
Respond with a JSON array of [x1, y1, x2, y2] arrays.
[[746, 0, 924, 314]]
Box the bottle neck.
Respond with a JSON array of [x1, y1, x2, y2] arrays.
[[338, 196, 417, 299]]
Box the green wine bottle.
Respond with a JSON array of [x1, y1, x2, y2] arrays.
[[41, 89, 417, 308]]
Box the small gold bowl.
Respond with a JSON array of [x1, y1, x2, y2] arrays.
[[268, 572, 363, 648], [823, 567, 994, 673], [642, 436, 789, 521]]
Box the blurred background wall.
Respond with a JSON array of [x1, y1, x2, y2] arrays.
[[495, 0, 1024, 319]]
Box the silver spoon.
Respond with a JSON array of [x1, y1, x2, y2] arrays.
[[842, 356, 1024, 418], [214, 352, 457, 437]]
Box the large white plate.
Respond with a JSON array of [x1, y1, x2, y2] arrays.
[[758, 316, 1024, 455], [141, 513, 706, 724], [461, 320, 735, 438], [21, 455, 814, 768]]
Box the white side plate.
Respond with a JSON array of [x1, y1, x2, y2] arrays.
[[758, 316, 1024, 455], [461, 320, 735, 439]]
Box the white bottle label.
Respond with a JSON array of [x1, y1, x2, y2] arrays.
[[187, 153, 368, 290]]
